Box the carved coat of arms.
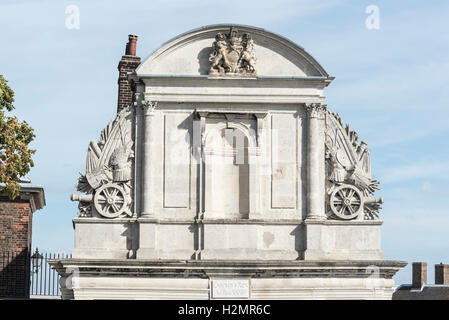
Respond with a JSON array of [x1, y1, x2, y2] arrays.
[[209, 27, 256, 76]]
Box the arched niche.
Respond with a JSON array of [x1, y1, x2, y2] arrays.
[[203, 122, 258, 219]]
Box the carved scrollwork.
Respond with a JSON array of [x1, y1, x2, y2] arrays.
[[209, 27, 257, 76]]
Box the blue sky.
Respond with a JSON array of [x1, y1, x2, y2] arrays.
[[1, 0, 448, 286]]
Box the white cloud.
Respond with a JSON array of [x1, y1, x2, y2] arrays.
[[421, 181, 449, 195], [381, 161, 449, 184]]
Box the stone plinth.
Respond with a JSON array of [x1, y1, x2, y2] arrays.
[[50, 259, 406, 300]]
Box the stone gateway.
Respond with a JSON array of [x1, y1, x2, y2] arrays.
[[50, 24, 406, 299]]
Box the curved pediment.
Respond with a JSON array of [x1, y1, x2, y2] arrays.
[[136, 24, 329, 78]]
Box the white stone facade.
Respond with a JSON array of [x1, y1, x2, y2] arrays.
[[52, 24, 405, 299]]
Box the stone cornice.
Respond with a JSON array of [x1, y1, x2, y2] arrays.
[[138, 74, 332, 85], [0, 184, 45, 213], [49, 259, 407, 279], [137, 76, 328, 104]]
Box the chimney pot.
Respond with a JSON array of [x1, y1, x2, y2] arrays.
[[126, 34, 138, 56], [412, 262, 427, 289]]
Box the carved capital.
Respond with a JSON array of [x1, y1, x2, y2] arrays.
[[133, 93, 157, 116], [305, 103, 327, 119], [140, 100, 158, 116]]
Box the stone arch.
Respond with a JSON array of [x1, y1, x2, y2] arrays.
[[136, 24, 329, 77]]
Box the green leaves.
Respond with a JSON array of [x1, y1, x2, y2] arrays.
[[0, 75, 15, 112], [0, 75, 35, 199]]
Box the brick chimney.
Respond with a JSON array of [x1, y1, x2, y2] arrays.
[[117, 34, 141, 113], [412, 262, 427, 289], [435, 263, 449, 285]]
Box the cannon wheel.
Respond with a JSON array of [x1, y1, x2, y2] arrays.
[[329, 184, 363, 220], [94, 183, 127, 218]]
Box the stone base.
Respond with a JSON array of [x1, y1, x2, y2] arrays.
[[49, 259, 406, 300], [72, 218, 139, 259], [304, 219, 384, 260], [72, 218, 384, 261]]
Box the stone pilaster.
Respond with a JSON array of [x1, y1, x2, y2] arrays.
[[305, 103, 326, 220], [140, 100, 157, 217]]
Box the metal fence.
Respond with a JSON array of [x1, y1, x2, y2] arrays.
[[30, 249, 71, 298], [0, 249, 71, 299]]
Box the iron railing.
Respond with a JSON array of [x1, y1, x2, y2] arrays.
[[0, 249, 71, 299], [30, 249, 71, 297]]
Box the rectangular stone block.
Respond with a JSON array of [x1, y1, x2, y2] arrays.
[[271, 113, 296, 209], [201, 222, 301, 260], [212, 279, 249, 299], [163, 113, 192, 208], [138, 221, 195, 259], [304, 221, 383, 260], [72, 219, 132, 259]]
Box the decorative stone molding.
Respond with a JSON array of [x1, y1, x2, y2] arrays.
[[141, 100, 157, 116], [195, 110, 266, 149], [208, 26, 257, 76], [133, 94, 157, 115], [48, 259, 406, 300], [305, 103, 327, 119]]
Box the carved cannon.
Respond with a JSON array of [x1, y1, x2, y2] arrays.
[[70, 194, 93, 202]]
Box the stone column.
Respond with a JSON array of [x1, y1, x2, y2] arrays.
[[305, 103, 326, 220], [140, 100, 157, 217]]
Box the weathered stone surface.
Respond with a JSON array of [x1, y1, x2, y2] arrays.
[[60, 24, 405, 300], [49, 259, 406, 300]]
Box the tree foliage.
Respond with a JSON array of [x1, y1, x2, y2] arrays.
[[0, 75, 35, 199]]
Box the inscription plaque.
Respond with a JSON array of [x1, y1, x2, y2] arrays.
[[212, 279, 249, 299]]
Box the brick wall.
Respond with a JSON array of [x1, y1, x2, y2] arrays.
[[0, 199, 33, 253], [0, 187, 44, 299], [0, 198, 33, 298]]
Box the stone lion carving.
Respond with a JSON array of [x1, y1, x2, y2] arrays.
[[71, 106, 134, 218], [209, 27, 257, 76], [325, 111, 383, 220]]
